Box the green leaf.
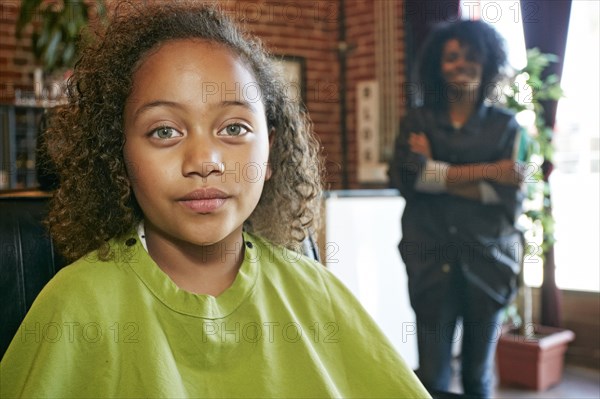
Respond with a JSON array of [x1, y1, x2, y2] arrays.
[[15, 0, 108, 73], [44, 29, 63, 71], [16, 0, 44, 37], [62, 42, 76, 67]]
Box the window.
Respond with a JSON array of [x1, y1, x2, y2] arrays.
[[553, 0, 600, 292]]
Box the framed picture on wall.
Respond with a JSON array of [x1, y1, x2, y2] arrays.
[[271, 55, 306, 104]]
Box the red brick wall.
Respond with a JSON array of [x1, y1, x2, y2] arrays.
[[0, 0, 408, 189], [345, 0, 406, 188], [345, 0, 376, 188], [0, 2, 37, 100]]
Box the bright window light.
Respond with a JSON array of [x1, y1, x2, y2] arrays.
[[459, 0, 527, 71], [553, 0, 600, 292]]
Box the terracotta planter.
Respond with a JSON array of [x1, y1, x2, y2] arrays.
[[496, 325, 575, 391]]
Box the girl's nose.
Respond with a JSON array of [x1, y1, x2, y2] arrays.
[[181, 133, 224, 178]]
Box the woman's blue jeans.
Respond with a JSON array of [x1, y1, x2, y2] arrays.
[[414, 265, 503, 399]]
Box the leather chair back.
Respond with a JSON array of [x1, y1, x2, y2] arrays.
[[0, 194, 68, 358]]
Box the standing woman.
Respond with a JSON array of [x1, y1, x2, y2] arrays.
[[389, 20, 525, 398]]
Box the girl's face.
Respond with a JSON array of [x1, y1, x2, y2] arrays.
[[440, 38, 483, 89], [123, 39, 270, 249]]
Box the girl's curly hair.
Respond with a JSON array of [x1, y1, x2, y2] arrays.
[[44, 1, 323, 261], [415, 19, 508, 109]]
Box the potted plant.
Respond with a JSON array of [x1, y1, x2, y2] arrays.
[[15, 0, 106, 102], [495, 48, 575, 391]]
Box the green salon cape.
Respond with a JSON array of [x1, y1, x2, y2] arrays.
[[1, 232, 430, 398]]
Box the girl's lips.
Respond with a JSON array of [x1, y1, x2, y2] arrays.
[[179, 188, 229, 200], [179, 198, 227, 213], [178, 188, 230, 213]]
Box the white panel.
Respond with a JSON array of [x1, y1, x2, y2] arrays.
[[325, 195, 418, 369]]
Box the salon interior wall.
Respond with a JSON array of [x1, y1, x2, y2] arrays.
[[0, 0, 409, 190], [223, 0, 408, 189]]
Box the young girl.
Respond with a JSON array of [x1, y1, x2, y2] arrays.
[[1, 2, 429, 398]]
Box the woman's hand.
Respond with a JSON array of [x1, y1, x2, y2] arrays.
[[409, 132, 432, 160]]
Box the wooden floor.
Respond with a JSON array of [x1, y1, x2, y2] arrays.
[[446, 364, 600, 398], [493, 365, 600, 399]]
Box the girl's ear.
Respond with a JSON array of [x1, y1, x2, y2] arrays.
[[265, 128, 275, 181]]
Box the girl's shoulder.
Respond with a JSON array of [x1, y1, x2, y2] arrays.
[[245, 232, 357, 304], [33, 239, 142, 311], [51, 244, 134, 285], [245, 233, 327, 277]]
